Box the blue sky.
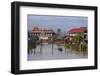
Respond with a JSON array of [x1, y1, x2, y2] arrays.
[[28, 15, 88, 32]]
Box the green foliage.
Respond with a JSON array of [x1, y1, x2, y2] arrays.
[[73, 33, 84, 44], [65, 33, 87, 52], [80, 42, 87, 51], [28, 35, 39, 49], [28, 43, 36, 49]]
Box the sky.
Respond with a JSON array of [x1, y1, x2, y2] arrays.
[[28, 15, 88, 33]]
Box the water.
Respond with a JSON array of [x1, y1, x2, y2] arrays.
[[28, 44, 87, 61]]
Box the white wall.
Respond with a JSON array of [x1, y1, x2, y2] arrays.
[[0, 0, 99, 76]]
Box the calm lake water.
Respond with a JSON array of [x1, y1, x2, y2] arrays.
[[28, 44, 87, 61]]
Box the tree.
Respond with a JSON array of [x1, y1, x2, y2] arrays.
[[73, 33, 84, 44], [28, 31, 39, 54], [73, 32, 87, 51], [57, 29, 61, 35]]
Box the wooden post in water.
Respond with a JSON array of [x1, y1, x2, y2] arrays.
[[52, 39, 54, 55], [64, 39, 66, 54], [40, 40, 42, 55]]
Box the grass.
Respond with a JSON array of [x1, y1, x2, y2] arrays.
[[64, 43, 87, 52]]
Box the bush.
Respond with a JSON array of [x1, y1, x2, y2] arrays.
[[65, 43, 87, 52], [28, 42, 36, 49], [81, 43, 87, 51]]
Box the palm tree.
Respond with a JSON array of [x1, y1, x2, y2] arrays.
[[73, 32, 85, 51]]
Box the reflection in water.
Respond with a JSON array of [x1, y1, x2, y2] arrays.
[[28, 44, 87, 61]]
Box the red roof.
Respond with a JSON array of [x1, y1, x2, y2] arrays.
[[68, 27, 87, 33], [32, 27, 55, 34]]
